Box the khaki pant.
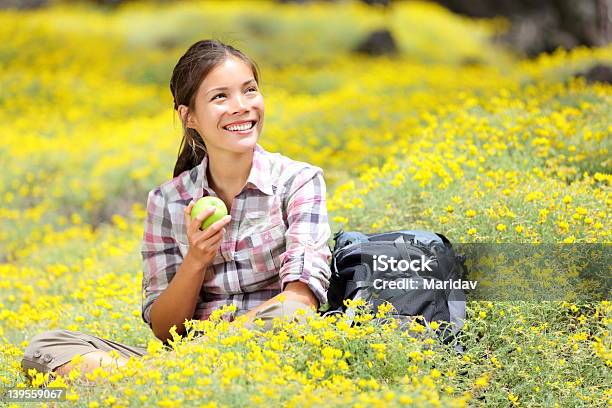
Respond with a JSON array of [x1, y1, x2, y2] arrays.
[[21, 299, 316, 376]]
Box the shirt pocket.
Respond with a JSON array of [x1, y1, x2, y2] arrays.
[[241, 210, 267, 231], [235, 222, 287, 280]]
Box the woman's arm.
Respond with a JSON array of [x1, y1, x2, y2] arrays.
[[277, 167, 332, 307], [241, 166, 332, 323], [241, 281, 318, 322], [149, 252, 210, 343], [147, 198, 231, 343], [141, 188, 228, 343]]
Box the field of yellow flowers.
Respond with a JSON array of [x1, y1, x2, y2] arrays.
[[1, 0, 610, 406]]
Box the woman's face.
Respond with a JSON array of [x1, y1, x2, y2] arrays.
[[181, 56, 265, 155]]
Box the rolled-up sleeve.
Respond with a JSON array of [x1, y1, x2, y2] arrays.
[[140, 187, 182, 329], [278, 167, 332, 306]]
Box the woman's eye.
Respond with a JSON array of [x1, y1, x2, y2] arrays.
[[212, 87, 256, 101]]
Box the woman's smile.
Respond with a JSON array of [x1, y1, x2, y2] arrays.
[[222, 119, 257, 135]]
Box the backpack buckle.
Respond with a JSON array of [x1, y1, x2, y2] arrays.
[[333, 229, 345, 241]]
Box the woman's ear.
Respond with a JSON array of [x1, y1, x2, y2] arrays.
[[177, 104, 197, 129]]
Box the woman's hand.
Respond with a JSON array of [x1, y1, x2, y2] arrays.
[[183, 200, 232, 271], [283, 281, 319, 309], [240, 282, 318, 323]]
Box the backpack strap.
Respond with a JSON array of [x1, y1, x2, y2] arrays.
[[393, 235, 412, 262], [434, 233, 452, 247], [394, 236, 425, 278], [345, 280, 372, 297]]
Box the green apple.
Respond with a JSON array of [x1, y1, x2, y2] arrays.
[[190, 196, 228, 231]]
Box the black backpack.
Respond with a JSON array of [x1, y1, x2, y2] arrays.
[[323, 229, 467, 350]]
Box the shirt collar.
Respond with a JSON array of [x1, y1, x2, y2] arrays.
[[193, 143, 273, 200]]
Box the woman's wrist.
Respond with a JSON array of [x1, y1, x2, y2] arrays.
[[183, 251, 210, 278]]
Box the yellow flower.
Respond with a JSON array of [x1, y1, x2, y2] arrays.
[[147, 339, 164, 355], [181, 367, 195, 377], [370, 343, 386, 352], [557, 220, 570, 232], [474, 372, 491, 389], [333, 216, 349, 224], [496, 223, 506, 232], [375, 301, 394, 317], [66, 390, 79, 401], [309, 362, 325, 379]]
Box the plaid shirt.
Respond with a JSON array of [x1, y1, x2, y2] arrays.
[[140, 143, 332, 328]]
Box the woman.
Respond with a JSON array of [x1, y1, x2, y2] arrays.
[[21, 39, 333, 381]]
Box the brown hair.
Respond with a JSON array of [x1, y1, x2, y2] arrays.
[[170, 39, 261, 178]]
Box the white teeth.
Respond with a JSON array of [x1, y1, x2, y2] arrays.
[[225, 121, 254, 131]]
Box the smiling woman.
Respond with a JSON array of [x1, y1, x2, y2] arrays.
[[20, 39, 333, 382]]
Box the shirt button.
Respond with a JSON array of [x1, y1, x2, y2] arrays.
[[42, 354, 53, 363], [33, 351, 42, 358]]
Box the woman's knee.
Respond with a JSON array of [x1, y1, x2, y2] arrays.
[[21, 329, 87, 376]]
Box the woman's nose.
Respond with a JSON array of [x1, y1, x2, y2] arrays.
[[230, 94, 248, 114]]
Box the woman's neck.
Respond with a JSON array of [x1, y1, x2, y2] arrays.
[[206, 147, 254, 199]]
